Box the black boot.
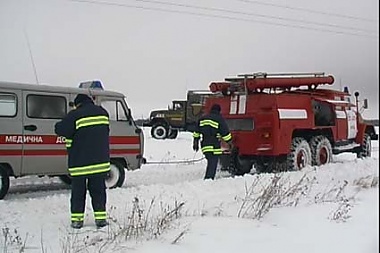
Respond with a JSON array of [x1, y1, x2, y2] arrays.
[[71, 221, 83, 229], [95, 220, 108, 228]]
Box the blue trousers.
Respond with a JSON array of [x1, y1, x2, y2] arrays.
[[204, 153, 219, 180]]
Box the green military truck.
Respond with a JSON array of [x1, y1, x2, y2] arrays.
[[144, 90, 214, 139]]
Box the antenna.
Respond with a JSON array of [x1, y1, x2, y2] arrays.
[[23, 27, 39, 84]]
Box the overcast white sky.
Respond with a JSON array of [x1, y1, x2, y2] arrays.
[[0, 0, 378, 119]]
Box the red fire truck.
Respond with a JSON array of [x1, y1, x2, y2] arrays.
[[205, 72, 378, 175]]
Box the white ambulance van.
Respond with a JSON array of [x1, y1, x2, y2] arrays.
[[0, 80, 145, 199]]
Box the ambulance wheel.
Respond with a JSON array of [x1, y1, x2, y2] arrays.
[[287, 137, 312, 171], [310, 136, 333, 166], [357, 134, 372, 158], [151, 124, 168, 139], [0, 165, 10, 200], [106, 160, 125, 188], [58, 175, 72, 186]]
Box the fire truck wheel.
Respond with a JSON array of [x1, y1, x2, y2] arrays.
[[167, 129, 179, 139], [310, 136, 333, 166], [0, 165, 10, 200], [288, 137, 312, 171], [106, 160, 125, 189], [151, 124, 168, 139], [357, 134, 372, 158]]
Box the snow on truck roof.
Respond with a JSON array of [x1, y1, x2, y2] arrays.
[[0, 81, 124, 97]]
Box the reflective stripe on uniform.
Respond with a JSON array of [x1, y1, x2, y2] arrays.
[[65, 138, 72, 148], [76, 116, 109, 130], [94, 211, 107, 221], [222, 133, 232, 142], [71, 213, 84, 222], [201, 146, 223, 155], [69, 162, 110, 176], [199, 119, 219, 129], [193, 132, 201, 138]]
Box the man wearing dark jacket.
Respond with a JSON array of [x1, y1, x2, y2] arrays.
[[192, 104, 233, 180], [55, 94, 110, 229]]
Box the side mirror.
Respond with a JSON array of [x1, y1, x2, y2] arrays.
[[363, 99, 368, 109], [69, 101, 75, 107]]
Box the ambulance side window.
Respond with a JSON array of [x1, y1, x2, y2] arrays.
[[0, 93, 17, 117], [101, 100, 129, 121], [27, 95, 67, 119]]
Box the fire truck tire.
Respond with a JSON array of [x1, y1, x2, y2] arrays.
[[310, 136, 333, 166], [288, 137, 312, 171], [167, 129, 179, 139], [106, 160, 125, 188], [0, 165, 10, 200], [151, 124, 168, 139], [357, 133, 372, 158]]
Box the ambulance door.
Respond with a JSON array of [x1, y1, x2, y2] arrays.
[[99, 96, 142, 170], [0, 90, 23, 176], [21, 91, 69, 175]]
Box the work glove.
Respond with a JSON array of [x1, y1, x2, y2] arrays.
[[193, 139, 199, 152]]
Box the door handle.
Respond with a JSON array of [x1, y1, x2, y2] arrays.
[[24, 125, 37, 131]]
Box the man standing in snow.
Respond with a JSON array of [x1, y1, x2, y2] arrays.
[[192, 103, 233, 180], [55, 94, 110, 229]]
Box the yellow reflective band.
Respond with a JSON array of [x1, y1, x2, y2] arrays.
[[94, 211, 107, 220], [199, 119, 219, 129], [201, 146, 222, 154], [193, 132, 201, 138], [65, 139, 72, 148], [222, 133, 232, 141], [76, 116, 109, 129], [69, 162, 111, 176], [71, 213, 84, 221]]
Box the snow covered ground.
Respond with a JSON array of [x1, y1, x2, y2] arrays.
[[1, 127, 379, 253]]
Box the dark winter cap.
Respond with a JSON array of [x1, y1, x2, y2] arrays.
[[210, 103, 221, 113], [74, 94, 93, 107]]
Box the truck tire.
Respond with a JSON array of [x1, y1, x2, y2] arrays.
[[310, 136, 333, 166], [0, 165, 10, 200], [357, 133, 372, 158], [106, 160, 125, 188], [151, 124, 168, 139], [287, 137, 312, 171], [167, 129, 179, 139]]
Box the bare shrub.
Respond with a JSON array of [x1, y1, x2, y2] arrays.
[[314, 180, 348, 204], [1, 227, 28, 253], [60, 197, 185, 252], [329, 198, 353, 222], [354, 175, 379, 189], [237, 173, 314, 219]]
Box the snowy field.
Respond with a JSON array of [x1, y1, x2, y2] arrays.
[[0, 127, 379, 253]]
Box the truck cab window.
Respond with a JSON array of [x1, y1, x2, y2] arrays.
[[101, 100, 129, 121], [0, 93, 17, 117]]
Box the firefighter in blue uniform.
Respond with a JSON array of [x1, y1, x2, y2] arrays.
[[55, 94, 110, 229], [192, 104, 233, 180]]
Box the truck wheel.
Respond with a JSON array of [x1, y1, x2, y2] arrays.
[[167, 129, 179, 139], [151, 124, 168, 139], [233, 157, 253, 176], [287, 137, 312, 171], [106, 160, 125, 188], [0, 165, 10, 200], [357, 134, 372, 158], [310, 136, 333, 166]]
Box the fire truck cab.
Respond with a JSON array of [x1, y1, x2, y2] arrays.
[[0, 80, 145, 199], [206, 72, 378, 175]]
